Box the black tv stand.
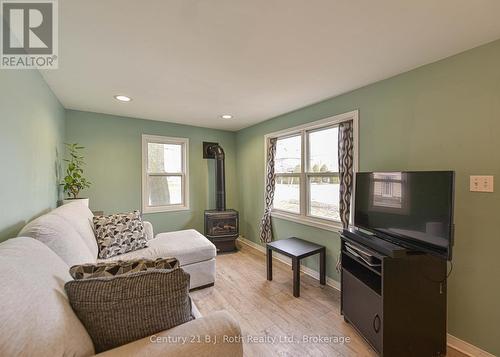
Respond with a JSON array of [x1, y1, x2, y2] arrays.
[[340, 228, 447, 356]]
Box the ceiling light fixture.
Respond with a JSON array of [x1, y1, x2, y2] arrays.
[[114, 95, 132, 102], [220, 114, 233, 119]]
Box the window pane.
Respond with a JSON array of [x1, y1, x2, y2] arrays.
[[148, 176, 182, 206], [148, 143, 182, 173], [273, 176, 300, 213], [275, 135, 301, 173], [309, 175, 340, 220], [308, 127, 338, 173]]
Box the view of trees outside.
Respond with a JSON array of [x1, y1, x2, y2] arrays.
[[308, 127, 340, 220], [274, 135, 301, 212], [309, 127, 338, 172], [273, 127, 340, 220], [275, 135, 301, 174], [148, 143, 182, 206]]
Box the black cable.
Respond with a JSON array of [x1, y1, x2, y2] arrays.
[[446, 260, 453, 279], [425, 260, 453, 284]]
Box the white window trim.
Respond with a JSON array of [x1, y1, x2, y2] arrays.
[[263, 110, 359, 232], [142, 134, 190, 213]]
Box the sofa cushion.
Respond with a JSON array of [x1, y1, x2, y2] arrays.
[[180, 258, 216, 290], [191, 300, 202, 319], [0, 237, 94, 357], [93, 211, 148, 259], [51, 201, 99, 258], [101, 229, 216, 266], [143, 220, 154, 240], [18, 214, 96, 266], [65, 269, 193, 353], [93, 311, 242, 357], [69, 257, 179, 279]]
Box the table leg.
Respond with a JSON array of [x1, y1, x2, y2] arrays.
[[292, 258, 300, 297], [320, 248, 326, 285], [267, 247, 273, 281]]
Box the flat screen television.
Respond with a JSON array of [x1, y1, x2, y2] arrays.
[[354, 171, 454, 260]]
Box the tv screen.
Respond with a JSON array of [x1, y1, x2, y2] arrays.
[[354, 171, 454, 259]]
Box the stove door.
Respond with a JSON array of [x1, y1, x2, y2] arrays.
[[205, 214, 238, 238]]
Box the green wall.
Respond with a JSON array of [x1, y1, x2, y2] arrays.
[[0, 70, 65, 242], [236, 39, 500, 355], [65, 110, 238, 234]]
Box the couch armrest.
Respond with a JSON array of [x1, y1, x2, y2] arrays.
[[94, 311, 243, 357], [143, 221, 154, 240]]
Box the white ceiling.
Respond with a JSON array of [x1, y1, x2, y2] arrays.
[[42, 0, 500, 131]]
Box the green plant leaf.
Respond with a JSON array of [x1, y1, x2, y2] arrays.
[[61, 142, 91, 196]]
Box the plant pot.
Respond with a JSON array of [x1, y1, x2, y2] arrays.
[[62, 198, 89, 207]]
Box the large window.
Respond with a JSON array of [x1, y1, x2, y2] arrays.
[[268, 111, 358, 230], [142, 135, 189, 213]]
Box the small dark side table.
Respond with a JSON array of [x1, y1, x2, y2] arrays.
[[266, 237, 326, 297]]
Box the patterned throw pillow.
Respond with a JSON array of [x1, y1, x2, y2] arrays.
[[93, 211, 148, 259], [65, 269, 193, 353], [69, 257, 179, 279]]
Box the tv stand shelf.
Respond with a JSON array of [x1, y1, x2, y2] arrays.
[[340, 229, 447, 356], [343, 249, 381, 275]]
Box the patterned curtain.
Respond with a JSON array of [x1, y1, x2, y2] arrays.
[[259, 137, 278, 243], [338, 121, 354, 229]]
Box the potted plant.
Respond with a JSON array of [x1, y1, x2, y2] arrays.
[[61, 143, 91, 206]]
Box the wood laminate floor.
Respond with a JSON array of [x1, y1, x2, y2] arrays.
[[190, 242, 467, 357]]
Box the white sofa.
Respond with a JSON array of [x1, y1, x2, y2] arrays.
[[18, 201, 216, 289], [0, 237, 242, 357]]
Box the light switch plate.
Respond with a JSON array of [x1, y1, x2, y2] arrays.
[[470, 175, 494, 192]]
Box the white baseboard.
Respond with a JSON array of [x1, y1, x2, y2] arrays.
[[447, 334, 495, 357], [237, 237, 494, 357]]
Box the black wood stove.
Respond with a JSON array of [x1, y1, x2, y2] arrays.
[[203, 142, 239, 252]]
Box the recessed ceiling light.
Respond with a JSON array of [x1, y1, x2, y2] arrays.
[[114, 95, 132, 102], [220, 114, 233, 119]]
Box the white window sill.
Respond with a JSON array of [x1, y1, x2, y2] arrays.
[[271, 210, 343, 232], [143, 205, 190, 214]]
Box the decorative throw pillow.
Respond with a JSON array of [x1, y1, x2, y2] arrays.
[[93, 211, 148, 259], [69, 257, 179, 279], [65, 269, 193, 353]]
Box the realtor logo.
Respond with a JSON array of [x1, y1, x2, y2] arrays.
[[1, 0, 58, 69]]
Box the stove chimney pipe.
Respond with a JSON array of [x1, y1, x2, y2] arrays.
[[204, 143, 226, 211]]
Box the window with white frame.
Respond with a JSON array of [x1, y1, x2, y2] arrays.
[[142, 135, 189, 213], [268, 111, 358, 228]]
